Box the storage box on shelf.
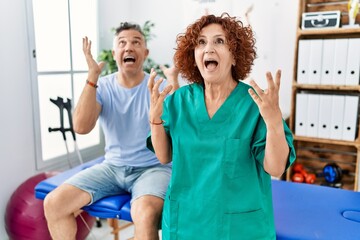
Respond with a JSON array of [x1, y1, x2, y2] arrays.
[[288, 0, 360, 191]]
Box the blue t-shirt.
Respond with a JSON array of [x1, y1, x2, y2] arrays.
[[96, 72, 165, 167]]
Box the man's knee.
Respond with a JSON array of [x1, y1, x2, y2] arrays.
[[131, 195, 164, 224], [44, 189, 63, 221], [44, 184, 89, 221]]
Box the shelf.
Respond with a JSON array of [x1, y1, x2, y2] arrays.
[[288, 0, 360, 191], [293, 83, 360, 92], [293, 136, 360, 148], [298, 27, 360, 36]]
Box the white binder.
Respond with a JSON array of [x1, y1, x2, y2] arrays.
[[342, 96, 359, 141], [320, 39, 336, 85], [306, 94, 320, 137], [345, 38, 360, 86], [297, 40, 311, 84], [330, 95, 345, 139], [317, 94, 332, 139], [295, 93, 308, 136], [332, 39, 349, 85], [308, 39, 323, 84]]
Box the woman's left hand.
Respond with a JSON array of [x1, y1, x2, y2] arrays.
[[248, 70, 283, 125]]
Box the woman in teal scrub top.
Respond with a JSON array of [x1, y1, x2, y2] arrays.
[[147, 13, 296, 240]]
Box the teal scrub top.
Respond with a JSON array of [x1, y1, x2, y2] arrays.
[[147, 82, 296, 240]]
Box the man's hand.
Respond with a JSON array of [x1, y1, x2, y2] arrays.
[[83, 36, 106, 79], [160, 65, 180, 92]]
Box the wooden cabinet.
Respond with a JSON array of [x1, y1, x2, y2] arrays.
[[288, 0, 360, 191]]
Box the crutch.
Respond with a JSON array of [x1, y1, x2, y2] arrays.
[[63, 98, 83, 164], [48, 97, 72, 168]]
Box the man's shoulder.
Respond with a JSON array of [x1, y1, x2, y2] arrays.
[[98, 72, 117, 86]]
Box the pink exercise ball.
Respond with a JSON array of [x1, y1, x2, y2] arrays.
[[5, 172, 96, 240]]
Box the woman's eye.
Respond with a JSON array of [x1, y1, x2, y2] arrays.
[[215, 38, 225, 44], [198, 39, 206, 45]]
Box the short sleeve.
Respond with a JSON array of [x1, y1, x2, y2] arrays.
[[251, 118, 296, 170]]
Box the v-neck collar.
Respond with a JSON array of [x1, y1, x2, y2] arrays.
[[194, 82, 240, 124]]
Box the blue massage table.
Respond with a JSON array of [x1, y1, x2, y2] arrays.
[[34, 156, 132, 222], [35, 157, 360, 239], [273, 180, 360, 239]]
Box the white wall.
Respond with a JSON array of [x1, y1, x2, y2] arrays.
[[0, 0, 298, 238], [0, 0, 39, 238]]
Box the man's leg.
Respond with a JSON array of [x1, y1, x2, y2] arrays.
[[131, 195, 164, 240], [129, 164, 172, 240], [43, 162, 120, 240], [44, 183, 91, 240]]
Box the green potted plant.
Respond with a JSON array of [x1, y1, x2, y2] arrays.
[[98, 21, 169, 77]]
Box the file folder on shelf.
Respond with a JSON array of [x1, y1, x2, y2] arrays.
[[332, 39, 348, 85], [308, 39, 323, 84], [320, 39, 336, 85], [306, 94, 320, 137], [297, 40, 311, 84], [330, 95, 345, 140], [345, 38, 360, 86], [295, 93, 308, 136], [317, 94, 332, 139], [342, 96, 359, 141]]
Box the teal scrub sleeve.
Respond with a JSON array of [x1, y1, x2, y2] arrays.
[[251, 117, 296, 171]]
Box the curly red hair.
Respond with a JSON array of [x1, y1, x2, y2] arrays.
[[174, 12, 257, 84]]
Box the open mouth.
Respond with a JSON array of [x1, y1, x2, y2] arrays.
[[204, 60, 218, 70], [124, 56, 136, 63]]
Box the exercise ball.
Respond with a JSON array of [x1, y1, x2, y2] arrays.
[[5, 172, 96, 240]]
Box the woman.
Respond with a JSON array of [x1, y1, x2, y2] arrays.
[[147, 13, 296, 239]]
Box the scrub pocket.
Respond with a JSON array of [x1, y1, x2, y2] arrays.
[[163, 196, 222, 240], [223, 208, 270, 239], [223, 138, 252, 179]]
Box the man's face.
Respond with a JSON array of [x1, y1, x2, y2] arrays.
[[112, 29, 149, 74]]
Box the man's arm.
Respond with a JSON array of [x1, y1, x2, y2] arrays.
[[73, 37, 105, 134]]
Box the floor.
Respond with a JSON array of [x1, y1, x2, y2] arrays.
[[85, 219, 134, 240], [85, 218, 162, 240]]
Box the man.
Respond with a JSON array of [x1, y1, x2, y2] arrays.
[[44, 22, 179, 240]]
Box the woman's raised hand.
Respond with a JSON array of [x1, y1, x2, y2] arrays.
[[248, 70, 283, 125], [148, 69, 173, 123]]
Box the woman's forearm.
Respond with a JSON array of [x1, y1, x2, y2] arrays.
[[263, 120, 290, 178], [150, 124, 172, 164]]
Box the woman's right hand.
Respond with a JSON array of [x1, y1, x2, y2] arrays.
[[82, 36, 106, 78], [148, 68, 173, 123]]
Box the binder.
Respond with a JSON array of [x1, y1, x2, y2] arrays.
[[308, 39, 323, 84], [295, 93, 308, 136], [297, 40, 311, 84], [317, 94, 332, 139], [320, 39, 336, 85], [345, 38, 360, 85], [332, 39, 349, 85], [330, 95, 345, 140], [306, 94, 320, 137], [342, 96, 359, 141]]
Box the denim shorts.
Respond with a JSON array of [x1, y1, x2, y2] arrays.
[[64, 161, 172, 205]]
